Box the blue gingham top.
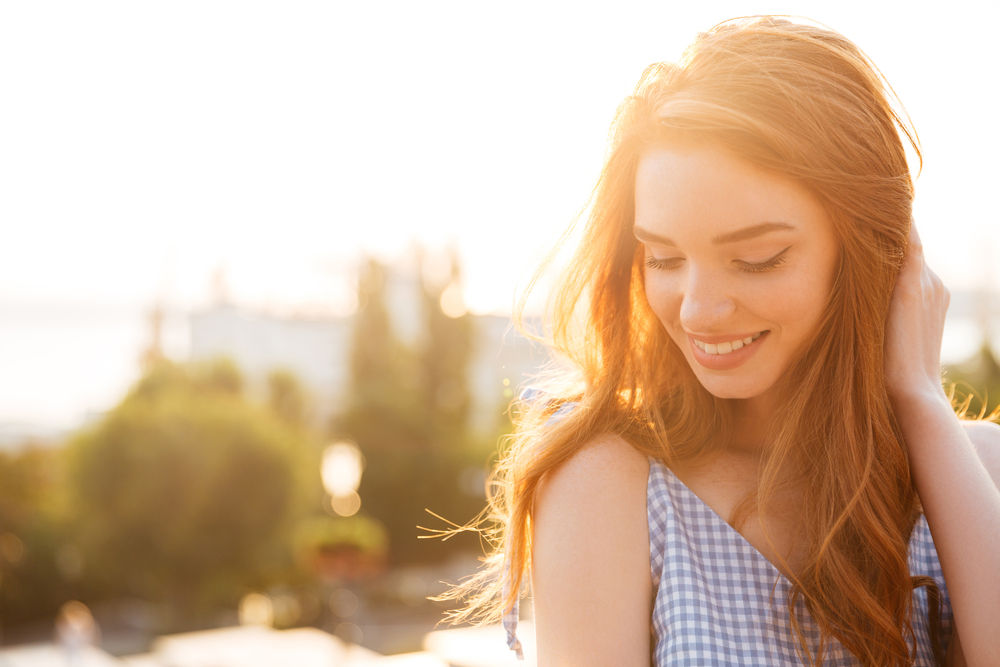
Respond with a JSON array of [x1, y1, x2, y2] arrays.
[[504, 455, 953, 664], [647, 457, 952, 665]]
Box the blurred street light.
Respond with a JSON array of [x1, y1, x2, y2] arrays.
[[322, 441, 363, 517], [238, 593, 274, 627]]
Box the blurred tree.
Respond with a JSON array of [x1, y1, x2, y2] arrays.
[[0, 445, 69, 627], [64, 359, 315, 627], [334, 254, 488, 566], [413, 250, 489, 552], [268, 368, 311, 428], [337, 258, 423, 445], [194, 357, 244, 396], [419, 248, 474, 450]]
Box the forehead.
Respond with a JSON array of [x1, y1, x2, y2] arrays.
[[634, 144, 831, 240]]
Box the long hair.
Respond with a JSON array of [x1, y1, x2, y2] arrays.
[[441, 16, 944, 666]]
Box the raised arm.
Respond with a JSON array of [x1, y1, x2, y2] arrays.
[[885, 224, 1000, 666], [531, 435, 652, 666]]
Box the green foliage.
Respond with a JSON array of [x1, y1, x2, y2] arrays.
[[293, 515, 388, 558], [0, 446, 71, 626], [345, 259, 420, 419], [419, 249, 475, 449], [945, 340, 1000, 418], [64, 359, 316, 622], [268, 369, 311, 427], [0, 445, 58, 530], [334, 254, 492, 566]]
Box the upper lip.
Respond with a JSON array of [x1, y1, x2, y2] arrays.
[[686, 331, 766, 344]]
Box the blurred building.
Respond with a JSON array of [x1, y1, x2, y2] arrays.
[[187, 300, 547, 433], [467, 314, 549, 432], [189, 303, 351, 426]]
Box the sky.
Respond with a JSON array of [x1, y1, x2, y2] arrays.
[[1, 0, 998, 428]]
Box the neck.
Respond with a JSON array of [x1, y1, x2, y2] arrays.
[[727, 393, 779, 457]]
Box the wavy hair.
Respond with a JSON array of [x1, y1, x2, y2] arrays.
[[441, 16, 945, 666]]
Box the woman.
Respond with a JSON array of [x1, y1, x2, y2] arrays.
[[444, 16, 1000, 666]]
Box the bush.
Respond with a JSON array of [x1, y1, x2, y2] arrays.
[[63, 360, 315, 624]]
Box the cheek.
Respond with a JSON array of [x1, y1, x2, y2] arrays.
[[643, 276, 686, 342], [749, 272, 831, 330], [643, 276, 676, 321]]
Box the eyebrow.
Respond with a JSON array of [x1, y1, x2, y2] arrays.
[[633, 221, 796, 246]]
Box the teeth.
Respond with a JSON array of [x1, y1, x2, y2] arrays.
[[694, 332, 763, 356]]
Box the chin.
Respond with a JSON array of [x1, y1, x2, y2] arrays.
[[692, 374, 772, 401]]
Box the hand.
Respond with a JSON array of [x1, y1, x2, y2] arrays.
[[884, 220, 950, 406]]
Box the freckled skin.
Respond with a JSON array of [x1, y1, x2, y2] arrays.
[[635, 144, 839, 413]]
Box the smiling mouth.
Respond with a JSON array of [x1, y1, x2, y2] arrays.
[[691, 331, 766, 356]]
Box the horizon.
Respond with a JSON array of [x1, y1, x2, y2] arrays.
[[3, 0, 998, 429], [3, 286, 1000, 434]]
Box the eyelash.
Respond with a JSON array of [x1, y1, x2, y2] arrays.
[[644, 247, 791, 273], [736, 248, 790, 273], [644, 256, 682, 271]]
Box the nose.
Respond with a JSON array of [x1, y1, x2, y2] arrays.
[[678, 266, 736, 332]]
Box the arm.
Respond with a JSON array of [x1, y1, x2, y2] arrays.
[[531, 435, 652, 666], [943, 421, 1000, 667], [885, 224, 1000, 667]]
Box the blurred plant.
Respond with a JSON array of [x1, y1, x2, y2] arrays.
[[63, 358, 317, 627], [293, 515, 388, 582], [945, 339, 1000, 418], [419, 248, 474, 449], [334, 254, 493, 566], [268, 368, 311, 428], [0, 444, 70, 627]]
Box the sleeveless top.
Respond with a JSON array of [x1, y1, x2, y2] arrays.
[[648, 458, 953, 665], [503, 456, 954, 664]]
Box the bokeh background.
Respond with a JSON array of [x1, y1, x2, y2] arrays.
[[2, 0, 998, 664]]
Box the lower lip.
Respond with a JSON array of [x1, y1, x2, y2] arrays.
[[688, 332, 768, 371]]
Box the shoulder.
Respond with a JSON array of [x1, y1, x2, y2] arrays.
[[534, 434, 650, 544], [533, 432, 650, 561], [961, 419, 1000, 487], [531, 434, 651, 666], [539, 433, 650, 497]]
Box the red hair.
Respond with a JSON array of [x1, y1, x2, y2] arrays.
[[443, 17, 945, 665]]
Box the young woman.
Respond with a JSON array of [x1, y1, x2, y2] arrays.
[[444, 16, 1000, 666]]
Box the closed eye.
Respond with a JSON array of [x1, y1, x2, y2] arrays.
[[645, 255, 684, 271], [735, 246, 791, 273]]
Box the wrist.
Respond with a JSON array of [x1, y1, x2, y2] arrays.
[[890, 388, 957, 445], [889, 385, 951, 419]]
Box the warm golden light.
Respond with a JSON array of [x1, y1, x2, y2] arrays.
[[238, 592, 274, 627], [321, 441, 363, 498], [439, 282, 467, 319], [329, 491, 362, 517]]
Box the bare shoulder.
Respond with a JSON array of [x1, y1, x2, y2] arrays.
[[534, 432, 650, 564], [531, 434, 651, 666], [538, 433, 650, 499], [960, 419, 1000, 487]]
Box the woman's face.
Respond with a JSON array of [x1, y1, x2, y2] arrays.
[[635, 143, 839, 405]]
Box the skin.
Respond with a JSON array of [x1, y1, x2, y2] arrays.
[[531, 144, 1000, 665], [634, 144, 839, 448], [883, 224, 1000, 666]]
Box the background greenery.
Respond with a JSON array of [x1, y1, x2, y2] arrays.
[[1, 254, 996, 645], [0, 254, 507, 640]]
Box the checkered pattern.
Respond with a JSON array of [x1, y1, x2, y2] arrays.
[[502, 455, 954, 664], [502, 551, 523, 659], [647, 458, 953, 665]]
